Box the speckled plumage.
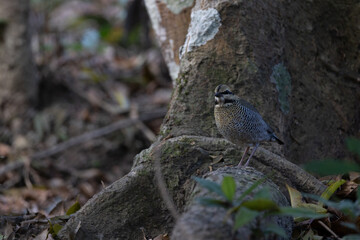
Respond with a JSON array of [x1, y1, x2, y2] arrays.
[[214, 84, 283, 166]]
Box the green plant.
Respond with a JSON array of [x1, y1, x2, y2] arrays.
[[48, 200, 81, 238], [194, 137, 360, 238], [300, 137, 360, 238], [193, 176, 327, 238], [304, 137, 360, 176], [301, 188, 360, 239]]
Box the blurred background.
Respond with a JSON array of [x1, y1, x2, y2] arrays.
[[0, 0, 171, 223]]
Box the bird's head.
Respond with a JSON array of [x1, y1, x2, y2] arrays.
[[214, 84, 237, 107]]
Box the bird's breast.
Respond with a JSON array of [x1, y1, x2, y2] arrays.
[[214, 105, 270, 144]]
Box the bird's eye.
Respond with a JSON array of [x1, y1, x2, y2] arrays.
[[222, 90, 233, 95], [224, 99, 234, 104]]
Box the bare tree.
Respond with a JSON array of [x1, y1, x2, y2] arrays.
[[0, 0, 38, 134]]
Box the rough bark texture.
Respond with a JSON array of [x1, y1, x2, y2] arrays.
[[0, 0, 38, 128], [59, 136, 322, 239], [59, 0, 359, 239], [160, 0, 360, 163]]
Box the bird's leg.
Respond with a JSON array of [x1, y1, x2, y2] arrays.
[[237, 146, 250, 167], [244, 143, 259, 167]]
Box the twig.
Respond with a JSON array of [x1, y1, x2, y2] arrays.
[[31, 118, 135, 160], [0, 108, 166, 182], [31, 108, 166, 160], [62, 76, 130, 115], [21, 219, 48, 225], [318, 220, 340, 239], [131, 104, 157, 142], [0, 161, 24, 178], [0, 214, 37, 224], [23, 157, 33, 189], [136, 121, 157, 142], [0, 108, 166, 176]]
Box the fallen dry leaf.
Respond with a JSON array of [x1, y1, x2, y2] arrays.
[[0, 143, 11, 158], [336, 181, 358, 199]]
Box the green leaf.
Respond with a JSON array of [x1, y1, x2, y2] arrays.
[[228, 177, 268, 214], [320, 179, 346, 201], [303, 159, 360, 176], [346, 137, 360, 157], [193, 177, 224, 197], [313, 196, 356, 215], [234, 207, 259, 230], [66, 200, 81, 215], [342, 234, 360, 240], [302, 229, 314, 240], [236, 177, 267, 203], [197, 197, 230, 208], [298, 203, 327, 214], [49, 221, 63, 237], [335, 200, 358, 219], [262, 223, 287, 237], [303, 193, 357, 217], [254, 187, 272, 199], [340, 222, 359, 231], [242, 199, 279, 211], [52, 224, 63, 234], [221, 176, 236, 201], [278, 207, 328, 220]]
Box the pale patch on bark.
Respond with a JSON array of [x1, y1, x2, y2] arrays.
[[180, 8, 221, 58], [165, 39, 180, 81], [144, 0, 167, 42]]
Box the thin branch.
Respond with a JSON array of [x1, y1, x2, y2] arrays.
[[31, 108, 166, 160], [135, 121, 157, 142], [0, 161, 24, 177], [318, 220, 340, 239], [0, 108, 166, 177], [131, 104, 157, 142], [0, 214, 37, 224], [21, 219, 48, 225]]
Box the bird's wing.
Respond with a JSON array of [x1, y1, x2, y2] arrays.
[[239, 99, 275, 133], [237, 99, 260, 114]]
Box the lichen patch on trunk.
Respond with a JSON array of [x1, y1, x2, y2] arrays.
[[270, 63, 291, 114], [144, 0, 167, 42], [180, 8, 221, 58]]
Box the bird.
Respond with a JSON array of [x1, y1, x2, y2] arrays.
[[214, 84, 283, 167]]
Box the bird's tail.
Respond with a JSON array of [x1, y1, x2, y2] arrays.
[[271, 134, 284, 145]]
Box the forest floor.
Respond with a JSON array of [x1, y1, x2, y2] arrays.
[[0, 1, 171, 239]]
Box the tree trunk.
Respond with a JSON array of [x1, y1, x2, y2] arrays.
[[59, 0, 359, 239], [0, 0, 38, 133]]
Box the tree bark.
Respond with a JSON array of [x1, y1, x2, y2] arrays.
[[59, 136, 322, 239], [59, 0, 359, 239], [0, 0, 38, 132]]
